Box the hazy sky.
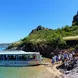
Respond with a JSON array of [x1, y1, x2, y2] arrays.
[[0, 0, 78, 43]]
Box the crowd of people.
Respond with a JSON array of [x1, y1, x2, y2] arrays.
[[51, 50, 77, 64]]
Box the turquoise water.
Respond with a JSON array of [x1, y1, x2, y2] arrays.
[[0, 66, 44, 78], [0, 47, 6, 51]]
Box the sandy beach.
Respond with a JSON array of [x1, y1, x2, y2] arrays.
[[38, 61, 78, 78], [37, 62, 62, 78]]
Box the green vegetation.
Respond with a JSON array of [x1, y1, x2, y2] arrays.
[[7, 12, 78, 57], [7, 25, 78, 50], [23, 25, 78, 42], [22, 25, 78, 43]]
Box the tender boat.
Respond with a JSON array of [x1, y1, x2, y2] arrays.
[[0, 50, 42, 66]]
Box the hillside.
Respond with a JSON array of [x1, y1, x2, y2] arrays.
[[21, 25, 78, 43], [6, 12, 78, 57], [6, 25, 78, 58]]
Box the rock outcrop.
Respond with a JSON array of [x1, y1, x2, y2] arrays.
[[6, 43, 57, 58], [72, 11, 78, 26], [29, 25, 51, 35]]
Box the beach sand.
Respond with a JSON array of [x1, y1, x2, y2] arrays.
[[38, 62, 78, 78], [37, 63, 62, 78]]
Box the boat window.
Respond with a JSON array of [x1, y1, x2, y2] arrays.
[[30, 54, 33, 59], [27, 54, 36, 60], [16, 55, 27, 60], [23, 55, 27, 60], [33, 54, 36, 59], [4, 55, 7, 60], [0, 55, 4, 60], [0, 54, 39, 61], [22, 55, 26, 60], [7, 55, 16, 60], [17, 55, 22, 60], [27, 55, 30, 60], [22, 54, 37, 60], [36, 54, 40, 59]]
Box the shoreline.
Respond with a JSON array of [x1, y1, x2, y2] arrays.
[[38, 60, 78, 78], [37, 62, 63, 78]]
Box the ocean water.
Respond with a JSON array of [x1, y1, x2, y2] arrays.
[[0, 47, 6, 51], [0, 47, 51, 78], [0, 65, 45, 78]]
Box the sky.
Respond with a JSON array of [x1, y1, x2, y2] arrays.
[[0, 0, 78, 43]]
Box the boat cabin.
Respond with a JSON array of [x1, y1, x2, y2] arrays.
[[0, 50, 40, 61], [0, 50, 42, 66]]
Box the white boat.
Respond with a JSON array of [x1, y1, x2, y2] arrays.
[[0, 50, 42, 66]]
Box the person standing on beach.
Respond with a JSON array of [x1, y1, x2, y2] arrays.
[[61, 54, 65, 63], [52, 57, 55, 64], [58, 54, 61, 63], [54, 55, 57, 63], [69, 53, 73, 61]]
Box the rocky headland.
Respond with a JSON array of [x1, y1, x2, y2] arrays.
[[6, 25, 78, 58]]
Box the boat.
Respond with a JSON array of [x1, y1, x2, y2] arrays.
[[0, 50, 42, 66]]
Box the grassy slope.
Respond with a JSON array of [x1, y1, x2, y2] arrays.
[[23, 25, 78, 43], [7, 25, 78, 49], [63, 36, 78, 40]]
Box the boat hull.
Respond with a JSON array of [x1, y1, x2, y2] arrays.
[[0, 60, 41, 66]]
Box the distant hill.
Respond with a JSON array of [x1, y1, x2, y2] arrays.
[[0, 43, 11, 48]]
